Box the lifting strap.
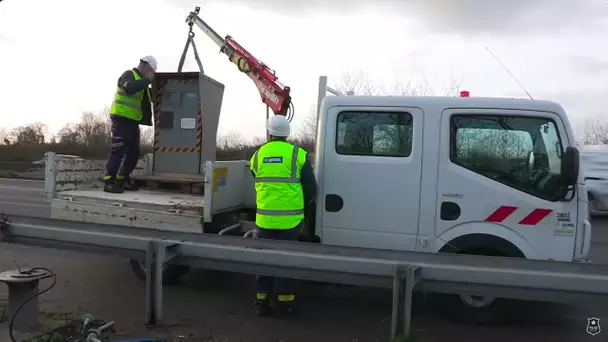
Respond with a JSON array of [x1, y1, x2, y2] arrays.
[[178, 30, 205, 74]]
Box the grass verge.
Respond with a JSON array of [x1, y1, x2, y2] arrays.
[[391, 330, 424, 342], [0, 307, 8, 324], [0, 171, 19, 179], [24, 318, 110, 342]]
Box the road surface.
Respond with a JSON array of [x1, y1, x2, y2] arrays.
[[0, 179, 606, 341], [0, 179, 50, 217]]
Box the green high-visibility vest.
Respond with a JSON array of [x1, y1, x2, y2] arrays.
[[250, 141, 307, 229], [110, 69, 150, 121]]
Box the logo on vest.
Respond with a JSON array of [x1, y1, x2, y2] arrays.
[[263, 157, 283, 163], [587, 317, 601, 336]]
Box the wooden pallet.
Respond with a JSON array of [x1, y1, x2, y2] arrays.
[[132, 173, 205, 195]]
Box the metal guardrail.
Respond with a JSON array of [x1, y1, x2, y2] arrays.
[[2, 214, 608, 339]]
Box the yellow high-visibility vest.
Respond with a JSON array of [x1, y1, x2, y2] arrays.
[[250, 141, 307, 229], [109, 69, 150, 121]]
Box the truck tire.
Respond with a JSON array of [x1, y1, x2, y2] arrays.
[[432, 290, 511, 325], [432, 235, 525, 325], [129, 259, 190, 286]]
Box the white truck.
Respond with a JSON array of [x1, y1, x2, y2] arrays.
[[45, 77, 590, 325]]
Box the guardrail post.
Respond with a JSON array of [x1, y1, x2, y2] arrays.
[[144, 240, 163, 325], [391, 264, 421, 340], [44, 152, 57, 200], [144, 240, 180, 326]]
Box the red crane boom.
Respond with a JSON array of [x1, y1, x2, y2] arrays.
[[186, 7, 294, 119]]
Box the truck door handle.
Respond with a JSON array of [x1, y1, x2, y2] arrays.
[[440, 202, 461, 221], [325, 194, 343, 212]]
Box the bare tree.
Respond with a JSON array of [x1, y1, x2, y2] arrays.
[[380, 79, 434, 96], [582, 118, 608, 145], [298, 107, 318, 147], [0, 110, 157, 161], [7, 123, 48, 145], [216, 132, 258, 161], [56, 112, 110, 146], [78, 111, 111, 148], [54, 111, 111, 158], [217, 131, 246, 150], [334, 70, 377, 95], [298, 69, 462, 145], [444, 76, 463, 97], [56, 123, 82, 145], [0, 127, 8, 145], [140, 126, 154, 150], [251, 136, 266, 147]]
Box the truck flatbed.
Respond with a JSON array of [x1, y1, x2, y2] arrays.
[[50, 188, 205, 233], [132, 173, 205, 185], [47, 156, 254, 234], [55, 189, 204, 211]]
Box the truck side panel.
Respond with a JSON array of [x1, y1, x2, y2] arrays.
[[44, 152, 151, 196], [46, 152, 206, 233], [203, 160, 255, 223], [50, 198, 203, 233]]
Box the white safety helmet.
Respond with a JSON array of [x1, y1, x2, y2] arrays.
[[140, 55, 158, 72], [266, 115, 290, 137]]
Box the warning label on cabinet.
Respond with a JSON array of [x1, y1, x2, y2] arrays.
[[213, 167, 228, 193]]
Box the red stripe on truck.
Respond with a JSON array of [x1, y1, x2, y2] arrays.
[[484, 206, 518, 223], [518, 209, 553, 225]]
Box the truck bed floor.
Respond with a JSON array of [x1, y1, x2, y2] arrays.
[[51, 189, 205, 233], [55, 189, 204, 209]]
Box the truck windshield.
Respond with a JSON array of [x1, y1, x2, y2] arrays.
[[451, 115, 564, 201]]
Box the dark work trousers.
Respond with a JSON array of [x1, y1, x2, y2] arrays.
[[255, 223, 302, 303], [105, 116, 140, 184]]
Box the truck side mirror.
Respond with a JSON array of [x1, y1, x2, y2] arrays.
[[560, 146, 580, 186]]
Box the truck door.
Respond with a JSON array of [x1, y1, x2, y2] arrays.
[[319, 106, 423, 251], [435, 109, 577, 261]]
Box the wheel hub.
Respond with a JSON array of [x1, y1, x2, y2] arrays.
[[138, 260, 168, 272], [459, 294, 495, 308]]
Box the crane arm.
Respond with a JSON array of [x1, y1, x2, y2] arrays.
[[185, 7, 293, 118]]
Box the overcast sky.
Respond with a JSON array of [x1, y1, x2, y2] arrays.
[[1, 0, 607, 140]]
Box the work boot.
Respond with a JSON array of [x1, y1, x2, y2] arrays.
[[119, 176, 139, 191], [103, 182, 124, 194], [255, 302, 272, 317], [122, 180, 139, 191], [274, 301, 299, 319], [254, 292, 272, 317]]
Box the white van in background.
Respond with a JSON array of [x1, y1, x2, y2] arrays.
[[581, 145, 608, 215]]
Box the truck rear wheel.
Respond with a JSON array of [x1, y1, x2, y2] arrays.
[[432, 261, 510, 325], [433, 236, 525, 325], [129, 259, 190, 286], [434, 291, 508, 325]]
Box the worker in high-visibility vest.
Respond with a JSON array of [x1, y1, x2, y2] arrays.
[[104, 56, 157, 193], [249, 115, 317, 317]]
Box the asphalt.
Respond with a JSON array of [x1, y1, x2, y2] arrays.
[[0, 179, 607, 341], [0, 179, 50, 217]]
